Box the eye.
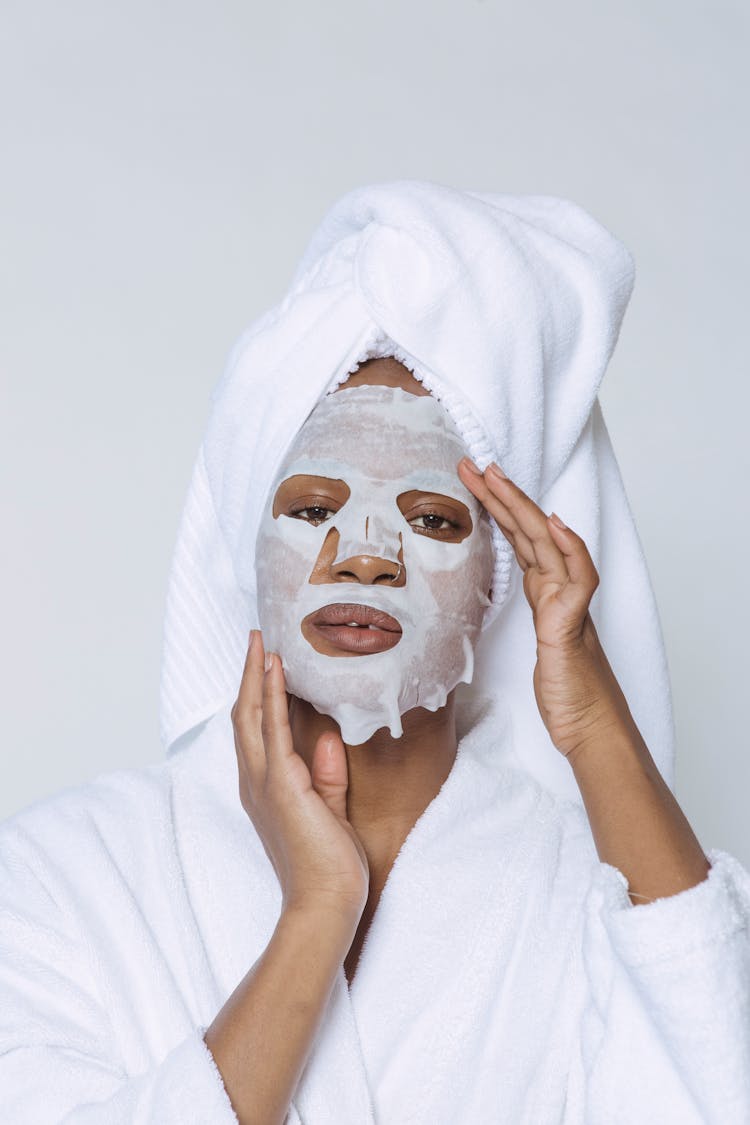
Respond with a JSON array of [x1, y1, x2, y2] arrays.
[[398, 490, 473, 542], [288, 503, 337, 526], [409, 512, 458, 534], [273, 476, 350, 523]]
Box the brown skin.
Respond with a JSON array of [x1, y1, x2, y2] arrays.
[[205, 357, 710, 1124], [204, 359, 476, 1125], [281, 358, 476, 971], [245, 354, 709, 928], [457, 458, 710, 902], [263, 359, 475, 896]]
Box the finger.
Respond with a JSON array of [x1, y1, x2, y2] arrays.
[[482, 463, 570, 577], [310, 731, 350, 821], [231, 630, 267, 776], [261, 652, 296, 770], [459, 460, 568, 578], [493, 510, 539, 573], [235, 629, 265, 713], [547, 516, 600, 611], [458, 460, 537, 568]]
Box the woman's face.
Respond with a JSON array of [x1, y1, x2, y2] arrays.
[[254, 367, 494, 745]]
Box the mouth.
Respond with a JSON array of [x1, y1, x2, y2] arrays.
[[303, 602, 403, 656]]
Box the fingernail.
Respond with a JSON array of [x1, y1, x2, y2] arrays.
[[461, 456, 483, 476], [487, 462, 508, 479], [248, 630, 256, 651], [264, 652, 274, 673], [549, 512, 567, 529]]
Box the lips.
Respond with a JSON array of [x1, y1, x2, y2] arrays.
[[304, 602, 402, 655]]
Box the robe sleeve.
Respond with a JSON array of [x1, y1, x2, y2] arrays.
[[0, 822, 239, 1124], [577, 846, 750, 1124]]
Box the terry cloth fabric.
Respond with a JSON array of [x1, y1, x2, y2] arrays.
[[1, 701, 749, 1123], [160, 180, 674, 805]]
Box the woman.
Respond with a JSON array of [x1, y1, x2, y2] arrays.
[[1, 181, 749, 1124]]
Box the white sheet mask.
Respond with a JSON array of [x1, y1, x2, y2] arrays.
[[254, 384, 494, 744]]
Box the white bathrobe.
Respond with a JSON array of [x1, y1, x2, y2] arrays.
[[1, 699, 749, 1124], [4, 181, 748, 1123]]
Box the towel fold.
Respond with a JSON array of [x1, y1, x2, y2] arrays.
[[161, 180, 675, 805]]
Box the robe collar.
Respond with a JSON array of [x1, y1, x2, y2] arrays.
[[171, 693, 559, 1122]]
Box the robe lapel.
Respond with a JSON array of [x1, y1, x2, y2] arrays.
[[341, 700, 548, 1123], [290, 969, 376, 1123]]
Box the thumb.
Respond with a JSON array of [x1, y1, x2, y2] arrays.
[[310, 731, 350, 822]]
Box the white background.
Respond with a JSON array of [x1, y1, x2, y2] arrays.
[[2, 1, 748, 865]]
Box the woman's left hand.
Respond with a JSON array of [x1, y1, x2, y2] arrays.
[[458, 458, 631, 761]]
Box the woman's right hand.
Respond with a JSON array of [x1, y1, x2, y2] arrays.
[[231, 630, 370, 926]]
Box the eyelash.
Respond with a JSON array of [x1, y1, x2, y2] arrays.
[[289, 503, 337, 526], [409, 513, 459, 535]]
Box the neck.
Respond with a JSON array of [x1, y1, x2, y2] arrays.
[[288, 693, 458, 878]]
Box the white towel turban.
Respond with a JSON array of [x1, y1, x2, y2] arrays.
[[160, 180, 675, 804]]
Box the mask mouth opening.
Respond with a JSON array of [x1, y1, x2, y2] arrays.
[[302, 602, 404, 658], [306, 603, 402, 633]]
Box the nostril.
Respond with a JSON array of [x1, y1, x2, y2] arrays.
[[329, 555, 404, 585]]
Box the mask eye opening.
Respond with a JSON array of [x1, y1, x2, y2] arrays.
[[396, 489, 473, 543], [272, 474, 351, 521]]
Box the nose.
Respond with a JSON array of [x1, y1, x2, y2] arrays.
[[331, 554, 405, 586], [308, 527, 407, 587]]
